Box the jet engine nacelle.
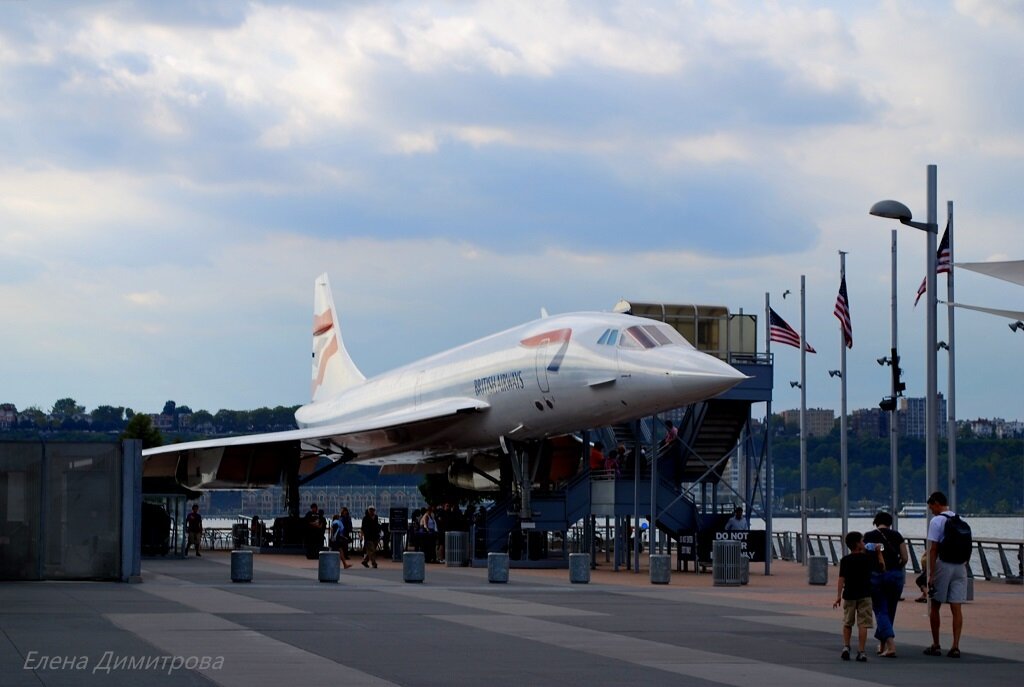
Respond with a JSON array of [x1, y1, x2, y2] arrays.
[[448, 453, 503, 491], [447, 436, 586, 492]]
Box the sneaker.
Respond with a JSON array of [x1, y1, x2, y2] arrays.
[[361, 560, 369, 568], [841, 647, 850, 661], [371, 563, 378, 568], [196, 552, 201, 557], [856, 652, 867, 663]]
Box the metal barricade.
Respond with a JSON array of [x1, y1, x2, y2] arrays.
[[712, 540, 742, 586]]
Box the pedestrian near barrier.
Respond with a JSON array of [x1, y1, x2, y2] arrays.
[[833, 531, 884, 663], [864, 511, 908, 657], [924, 491, 970, 658]]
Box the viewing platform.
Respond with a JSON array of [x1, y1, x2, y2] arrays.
[[4, 551, 1021, 686]]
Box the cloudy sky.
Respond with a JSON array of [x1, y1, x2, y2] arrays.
[[1, 0, 1022, 422]]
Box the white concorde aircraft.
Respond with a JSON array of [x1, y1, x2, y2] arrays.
[[142, 274, 747, 493]]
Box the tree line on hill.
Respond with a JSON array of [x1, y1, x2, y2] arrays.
[[769, 433, 1023, 515]]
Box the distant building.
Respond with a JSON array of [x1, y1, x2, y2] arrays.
[[0, 403, 17, 430], [997, 420, 1024, 438], [899, 394, 947, 439], [150, 414, 175, 431], [850, 407, 892, 439], [780, 408, 835, 437]]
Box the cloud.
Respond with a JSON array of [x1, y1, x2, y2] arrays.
[[0, 1, 1022, 421]]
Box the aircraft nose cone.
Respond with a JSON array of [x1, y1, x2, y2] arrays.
[[668, 353, 748, 401]]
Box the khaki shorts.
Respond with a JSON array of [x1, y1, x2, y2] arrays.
[[842, 597, 874, 628]]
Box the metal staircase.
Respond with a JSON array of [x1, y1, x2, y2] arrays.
[[676, 399, 750, 484]]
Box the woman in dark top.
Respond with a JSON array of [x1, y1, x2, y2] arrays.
[[864, 511, 909, 657]]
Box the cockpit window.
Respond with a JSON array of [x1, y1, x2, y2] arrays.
[[643, 325, 671, 345], [620, 326, 658, 349], [619, 323, 695, 350], [597, 329, 619, 346]]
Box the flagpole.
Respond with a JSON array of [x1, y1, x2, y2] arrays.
[[764, 292, 773, 575], [799, 275, 808, 566], [890, 230, 900, 532], [926, 165, 939, 504], [947, 201, 957, 510], [838, 253, 849, 553]]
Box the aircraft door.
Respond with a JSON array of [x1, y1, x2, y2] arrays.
[[414, 371, 424, 408], [535, 340, 551, 393]]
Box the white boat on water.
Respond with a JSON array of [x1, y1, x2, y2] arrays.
[[898, 503, 928, 517]]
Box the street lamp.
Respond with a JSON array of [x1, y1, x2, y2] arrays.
[[1011, 321, 1023, 333], [790, 381, 802, 389], [828, 370, 842, 378], [870, 165, 940, 505], [937, 341, 949, 351]]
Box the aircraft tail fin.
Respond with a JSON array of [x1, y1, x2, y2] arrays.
[[311, 273, 365, 402]]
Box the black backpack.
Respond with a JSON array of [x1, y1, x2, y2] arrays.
[[937, 513, 972, 564]]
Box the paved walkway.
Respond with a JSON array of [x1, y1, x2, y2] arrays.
[[2, 552, 1021, 686]]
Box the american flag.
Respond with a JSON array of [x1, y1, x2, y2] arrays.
[[913, 222, 951, 306], [769, 307, 816, 353], [834, 275, 853, 349]]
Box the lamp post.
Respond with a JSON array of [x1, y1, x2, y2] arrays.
[[870, 165, 939, 504]]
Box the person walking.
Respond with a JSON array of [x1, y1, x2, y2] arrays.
[[331, 508, 354, 569], [185, 503, 203, 557], [924, 491, 968, 658], [724, 506, 748, 532], [864, 512, 909, 657], [361, 507, 381, 568], [833, 531, 885, 662], [304, 503, 326, 560]]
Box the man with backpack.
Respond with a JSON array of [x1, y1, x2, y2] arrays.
[[924, 491, 971, 658]]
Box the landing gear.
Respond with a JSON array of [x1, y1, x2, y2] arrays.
[[500, 437, 542, 522]]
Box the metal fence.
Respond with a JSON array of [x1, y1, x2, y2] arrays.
[[771, 530, 1024, 583]]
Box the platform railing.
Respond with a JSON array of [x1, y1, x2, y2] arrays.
[[771, 530, 1023, 584]]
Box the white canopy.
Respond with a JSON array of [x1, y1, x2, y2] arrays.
[[950, 302, 1024, 321], [956, 260, 1024, 287]]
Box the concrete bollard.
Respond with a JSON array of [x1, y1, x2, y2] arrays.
[[649, 554, 671, 585], [569, 553, 590, 584], [808, 555, 828, 585], [966, 576, 974, 601], [403, 551, 425, 583], [740, 557, 750, 586], [230, 550, 253, 583], [318, 551, 340, 583], [488, 552, 509, 583]]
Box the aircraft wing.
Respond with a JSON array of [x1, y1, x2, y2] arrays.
[[142, 397, 490, 490]]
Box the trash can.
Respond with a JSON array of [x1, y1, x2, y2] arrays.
[[445, 531, 469, 567], [808, 555, 828, 585], [712, 540, 742, 586]]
